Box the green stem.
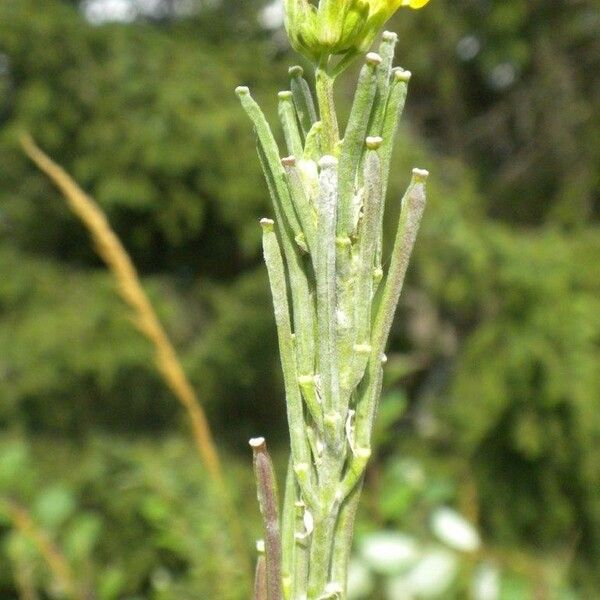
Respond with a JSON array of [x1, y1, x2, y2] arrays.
[[315, 58, 339, 155], [330, 481, 363, 595], [292, 499, 310, 599], [307, 496, 341, 598]]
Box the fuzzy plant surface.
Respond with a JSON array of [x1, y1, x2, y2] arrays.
[[237, 2, 430, 599]]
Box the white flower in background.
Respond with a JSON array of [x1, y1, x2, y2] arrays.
[[386, 549, 458, 599], [360, 532, 419, 575], [347, 559, 374, 600], [431, 507, 481, 553], [83, 0, 136, 23], [456, 35, 481, 61], [472, 562, 501, 600], [261, 0, 285, 30], [82, 0, 197, 24], [398, 458, 426, 489]]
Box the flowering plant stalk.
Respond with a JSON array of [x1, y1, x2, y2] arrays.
[[237, 2, 430, 598]]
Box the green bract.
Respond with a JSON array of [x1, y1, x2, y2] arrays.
[[284, 0, 431, 62]]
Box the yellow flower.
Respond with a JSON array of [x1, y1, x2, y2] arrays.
[[402, 0, 431, 8], [284, 0, 430, 62], [372, 0, 431, 14]]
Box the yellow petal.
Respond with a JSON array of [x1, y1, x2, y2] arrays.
[[404, 0, 430, 8]]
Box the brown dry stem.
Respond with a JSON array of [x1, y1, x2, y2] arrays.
[[0, 498, 82, 600], [20, 133, 250, 576]]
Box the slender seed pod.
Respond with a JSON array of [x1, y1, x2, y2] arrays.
[[260, 219, 313, 482], [289, 65, 318, 138], [292, 499, 310, 598], [337, 52, 382, 239], [254, 555, 267, 600], [334, 231, 355, 406], [346, 139, 383, 397], [236, 87, 304, 246], [315, 156, 341, 434], [256, 141, 308, 258], [282, 156, 317, 254], [287, 255, 317, 415], [250, 437, 283, 600], [264, 221, 318, 494], [355, 169, 428, 450], [260, 149, 318, 435], [300, 122, 324, 210], [377, 68, 411, 266], [373, 169, 429, 356], [368, 31, 398, 137], [278, 91, 304, 159]]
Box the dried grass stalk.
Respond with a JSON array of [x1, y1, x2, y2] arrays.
[[0, 498, 83, 600], [20, 134, 250, 576], [20, 133, 221, 483]]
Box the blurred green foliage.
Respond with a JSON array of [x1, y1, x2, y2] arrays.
[[389, 0, 600, 225], [0, 435, 255, 598], [1, 0, 599, 597]]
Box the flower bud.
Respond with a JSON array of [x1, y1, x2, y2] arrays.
[[284, 0, 430, 62]]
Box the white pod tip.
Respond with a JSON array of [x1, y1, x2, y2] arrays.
[[366, 136, 383, 150], [394, 68, 412, 82], [412, 167, 430, 180], [366, 52, 382, 66]]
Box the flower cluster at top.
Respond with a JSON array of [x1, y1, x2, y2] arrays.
[[284, 0, 430, 62]]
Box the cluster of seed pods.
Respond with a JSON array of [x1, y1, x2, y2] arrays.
[[237, 31, 428, 600]]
